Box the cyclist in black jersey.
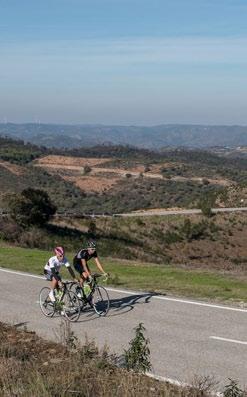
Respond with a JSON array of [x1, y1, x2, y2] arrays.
[[73, 240, 107, 287]]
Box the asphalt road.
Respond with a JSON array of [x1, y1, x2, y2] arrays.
[[114, 207, 247, 217], [0, 267, 247, 390]]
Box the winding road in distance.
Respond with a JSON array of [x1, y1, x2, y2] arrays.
[[113, 207, 247, 217], [1, 207, 247, 219], [0, 267, 247, 391]]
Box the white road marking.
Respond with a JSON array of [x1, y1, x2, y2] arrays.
[[146, 373, 223, 396], [210, 336, 247, 345], [106, 286, 247, 313], [0, 267, 44, 279], [147, 372, 188, 387], [1, 267, 247, 313]]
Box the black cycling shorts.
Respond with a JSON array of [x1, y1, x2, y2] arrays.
[[44, 269, 61, 282], [73, 259, 89, 276]]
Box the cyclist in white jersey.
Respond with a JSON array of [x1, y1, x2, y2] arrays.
[[44, 246, 78, 302]]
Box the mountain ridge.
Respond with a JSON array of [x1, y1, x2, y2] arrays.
[[1, 122, 247, 149]]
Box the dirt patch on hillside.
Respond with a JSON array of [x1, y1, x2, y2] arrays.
[[34, 155, 234, 196], [171, 176, 233, 186], [132, 207, 182, 213], [0, 161, 25, 175], [36, 155, 112, 167], [64, 175, 120, 193], [145, 162, 174, 173]]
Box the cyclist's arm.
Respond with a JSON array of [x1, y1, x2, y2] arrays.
[[81, 259, 90, 277], [51, 267, 61, 281], [67, 266, 77, 281], [94, 257, 106, 274], [64, 258, 77, 281]]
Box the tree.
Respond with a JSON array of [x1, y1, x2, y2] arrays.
[[83, 165, 92, 175], [8, 188, 56, 227], [198, 193, 216, 218], [144, 165, 151, 173]]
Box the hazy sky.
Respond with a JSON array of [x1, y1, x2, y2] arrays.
[[0, 0, 247, 125]]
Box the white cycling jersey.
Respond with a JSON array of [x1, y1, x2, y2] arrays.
[[44, 255, 70, 275]]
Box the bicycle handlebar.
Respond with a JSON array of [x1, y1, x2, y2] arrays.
[[91, 272, 109, 280]]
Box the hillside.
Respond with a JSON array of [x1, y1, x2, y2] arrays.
[[1, 137, 247, 214], [1, 122, 247, 149], [0, 138, 86, 211], [1, 137, 247, 273], [33, 149, 247, 213], [0, 136, 48, 164]]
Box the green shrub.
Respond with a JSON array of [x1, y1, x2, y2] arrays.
[[163, 230, 182, 244], [181, 219, 209, 241], [124, 323, 151, 373], [83, 165, 92, 174], [223, 378, 244, 397]]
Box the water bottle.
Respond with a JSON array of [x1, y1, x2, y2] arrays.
[[55, 289, 63, 300], [83, 282, 91, 297]]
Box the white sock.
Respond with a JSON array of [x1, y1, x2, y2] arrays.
[[49, 290, 55, 302]]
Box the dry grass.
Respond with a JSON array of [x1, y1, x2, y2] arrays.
[[0, 321, 213, 397], [0, 160, 25, 175], [57, 212, 247, 273]]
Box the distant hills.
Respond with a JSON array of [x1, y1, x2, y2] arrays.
[[1, 123, 247, 149], [1, 135, 247, 215]]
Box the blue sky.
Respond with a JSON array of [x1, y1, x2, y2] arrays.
[[0, 0, 247, 125]]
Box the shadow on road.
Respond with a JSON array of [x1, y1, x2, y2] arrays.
[[76, 292, 160, 323], [108, 292, 160, 317], [14, 321, 29, 328]]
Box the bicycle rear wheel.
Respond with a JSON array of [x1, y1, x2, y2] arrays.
[[62, 290, 81, 322], [39, 287, 55, 317], [92, 285, 110, 316]]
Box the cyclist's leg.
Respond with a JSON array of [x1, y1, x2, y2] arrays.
[[48, 278, 57, 302], [72, 261, 84, 297], [44, 270, 56, 302], [73, 260, 87, 287]]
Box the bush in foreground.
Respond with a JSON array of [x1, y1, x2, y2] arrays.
[[124, 322, 152, 373], [0, 321, 219, 397]]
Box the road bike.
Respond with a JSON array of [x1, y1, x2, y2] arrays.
[[39, 281, 81, 322], [70, 273, 110, 316]]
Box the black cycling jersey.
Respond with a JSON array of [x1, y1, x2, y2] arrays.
[[74, 248, 97, 263], [73, 248, 98, 275]]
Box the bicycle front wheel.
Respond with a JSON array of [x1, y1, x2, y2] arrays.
[[39, 287, 55, 317], [92, 285, 110, 316], [62, 290, 81, 322]]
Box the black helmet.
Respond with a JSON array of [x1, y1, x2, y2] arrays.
[[87, 240, 96, 249]]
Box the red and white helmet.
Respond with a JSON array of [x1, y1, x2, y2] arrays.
[[54, 246, 64, 256]]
